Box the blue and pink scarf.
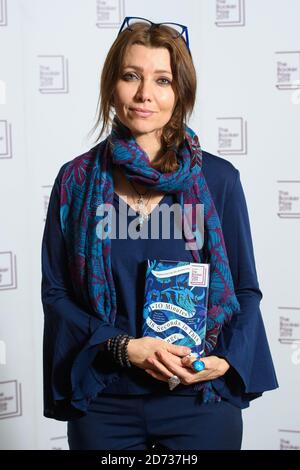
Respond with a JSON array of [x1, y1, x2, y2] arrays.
[[60, 115, 240, 401]]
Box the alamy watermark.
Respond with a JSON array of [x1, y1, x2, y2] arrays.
[[96, 199, 205, 252]]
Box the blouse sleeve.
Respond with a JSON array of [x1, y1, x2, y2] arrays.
[[211, 169, 279, 406], [42, 166, 128, 421]]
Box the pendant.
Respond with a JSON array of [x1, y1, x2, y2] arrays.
[[136, 196, 149, 231], [136, 212, 149, 231]]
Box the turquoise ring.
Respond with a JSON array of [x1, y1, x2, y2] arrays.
[[192, 360, 205, 372]]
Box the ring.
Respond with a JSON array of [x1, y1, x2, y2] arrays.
[[192, 360, 205, 372], [167, 375, 181, 391]]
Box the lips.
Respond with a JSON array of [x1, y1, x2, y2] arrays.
[[129, 108, 155, 117]]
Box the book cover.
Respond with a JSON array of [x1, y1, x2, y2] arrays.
[[142, 259, 210, 357]]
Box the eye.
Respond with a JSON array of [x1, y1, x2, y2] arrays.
[[122, 73, 172, 85], [122, 73, 138, 80], [158, 78, 172, 85]]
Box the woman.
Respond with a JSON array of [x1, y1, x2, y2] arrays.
[[42, 17, 278, 450]]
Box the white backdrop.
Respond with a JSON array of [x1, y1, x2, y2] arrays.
[[0, 0, 299, 450]]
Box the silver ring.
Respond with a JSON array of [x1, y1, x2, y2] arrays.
[[167, 375, 181, 391]]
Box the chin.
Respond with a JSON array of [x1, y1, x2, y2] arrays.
[[126, 121, 159, 136]]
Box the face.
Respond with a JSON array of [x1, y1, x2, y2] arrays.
[[113, 44, 176, 141]]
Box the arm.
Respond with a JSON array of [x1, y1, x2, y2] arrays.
[[42, 166, 191, 419], [142, 169, 278, 399], [42, 167, 128, 421], [211, 169, 279, 401]]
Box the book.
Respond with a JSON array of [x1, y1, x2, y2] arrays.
[[142, 259, 210, 358]]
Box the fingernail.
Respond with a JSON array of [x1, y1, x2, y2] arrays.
[[183, 347, 191, 354]]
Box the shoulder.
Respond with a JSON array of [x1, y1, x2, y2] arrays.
[[201, 149, 239, 197], [185, 125, 239, 194], [54, 140, 106, 186]]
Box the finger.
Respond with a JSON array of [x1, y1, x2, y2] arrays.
[[156, 350, 208, 383], [182, 356, 207, 371], [145, 369, 168, 382], [148, 357, 174, 379], [192, 360, 206, 372], [166, 345, 191, 357], [155, 350, 188, 379]]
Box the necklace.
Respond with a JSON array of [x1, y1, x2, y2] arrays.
[[127, 179, 152, 231]]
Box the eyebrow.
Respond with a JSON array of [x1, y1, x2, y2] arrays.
[[123, 65, 173, 75]]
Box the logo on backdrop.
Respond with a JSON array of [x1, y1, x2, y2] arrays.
[[279, 430, 300, 450], [217, 117, 247, 155], [291, 82, 300, 105], [0, 80, 6, 104], [215, 0, 245, 27], [276, 51, 300, 90], [38, 55, 69, 94], [0, 252, 17, 290], [42, 185, 53, 222], [0, 340, 6, 365], [278, 307, 300, 345], [0, 380, 22, 419], [277, 181, 300, 218], [0, 120, 12, 159], [0, 0, 7, 27], [95, 0, 125, 28]]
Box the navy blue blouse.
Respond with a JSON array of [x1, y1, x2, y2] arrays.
[[42, 149, 278, 421], [104, 189, 199, 395]]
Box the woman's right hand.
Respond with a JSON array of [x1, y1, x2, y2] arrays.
[[127, 337, 191, 371]]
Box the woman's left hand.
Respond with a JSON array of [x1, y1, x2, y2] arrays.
[[145, 350, 230, 385]]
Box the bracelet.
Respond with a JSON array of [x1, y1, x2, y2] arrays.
[[118, 335, 131, 368], [113, 334, 122, 361], [105, 334, 135, 368], [117, 336, 126, 367], [123, 336, 132, 368]]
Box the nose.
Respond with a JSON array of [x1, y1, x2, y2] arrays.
[[135, 79, 153, 102]]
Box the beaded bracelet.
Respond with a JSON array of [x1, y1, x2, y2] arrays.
[[119, 335, 134, 367], [112, 334, 122, 361], [122, 336, 132, 368], [117, 336, 126, 367], [105, 334, 134, 368], [118, 335, 132, 368]]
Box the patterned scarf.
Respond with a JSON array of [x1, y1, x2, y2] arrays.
[[60, 115, 240, 402]]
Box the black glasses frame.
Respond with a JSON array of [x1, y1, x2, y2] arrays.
[[117, 16, 190, 52]]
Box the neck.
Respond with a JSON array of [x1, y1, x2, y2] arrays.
[[134, 132, 163, 163]]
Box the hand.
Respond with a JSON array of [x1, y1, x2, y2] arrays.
[[127, 337, 191, 371], [145, 351, 230, 385]]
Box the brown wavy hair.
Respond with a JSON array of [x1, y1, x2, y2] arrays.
[[89, 22, 197, 172]]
